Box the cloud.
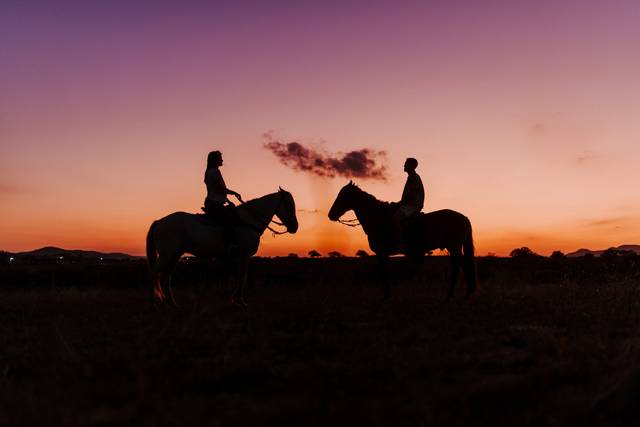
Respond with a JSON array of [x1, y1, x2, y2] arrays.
[[582, 216, 631, 229], [262, 131, 388, 180]]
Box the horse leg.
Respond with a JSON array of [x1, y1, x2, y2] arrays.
[[462, 226, 478, 297], [462, 255, 478, 297], [151, 257, 166, 305], [153, 253, 179, 306], [447, 249, 461, 300], [161, 255, 181, 307], [231, 255, 250, 307], [149, 265, 160, 305], [406, 253, 423, 277], [377, 254, 391, 300]]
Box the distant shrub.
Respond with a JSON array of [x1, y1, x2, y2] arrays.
[[328, 251, 344, 258], [510, 247, 538, 258], [601, 247, 627, 259], [287, 253, 299, 258], [550, 251, 566, 260], [356, 249, 369, 258], [308, 250, 321, 258]]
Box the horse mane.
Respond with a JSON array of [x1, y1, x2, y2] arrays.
[[243, 190, 283, 207], [350, 184, 395, 209]]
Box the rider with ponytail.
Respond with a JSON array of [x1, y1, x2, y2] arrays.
[[203, 151, 242, 248]]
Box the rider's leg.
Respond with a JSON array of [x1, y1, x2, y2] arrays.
[[392, 207, 411, 249], [204, 199, 224, 220], [223, 206, 240, 253]]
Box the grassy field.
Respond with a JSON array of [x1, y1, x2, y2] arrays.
[[1, 257, 640, 426]]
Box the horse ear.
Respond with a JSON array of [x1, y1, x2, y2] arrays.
[[349, 180, 353, 186], [279, 186, 283, 192]]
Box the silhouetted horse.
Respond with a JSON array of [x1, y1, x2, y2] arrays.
[[328, 181, 477, 299], [146, 189, 298, 306]]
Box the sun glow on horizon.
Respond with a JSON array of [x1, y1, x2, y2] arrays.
[[2, 1, 640, 257]]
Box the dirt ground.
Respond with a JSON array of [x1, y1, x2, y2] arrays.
[[1, 257, 640, 426]]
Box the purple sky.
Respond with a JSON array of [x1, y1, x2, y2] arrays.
[[2, 0, 640, 255]]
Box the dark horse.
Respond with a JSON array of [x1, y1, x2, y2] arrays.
[[328, 181, 477, 299]]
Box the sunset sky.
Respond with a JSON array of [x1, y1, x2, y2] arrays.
[[2, 0, 640, 256]]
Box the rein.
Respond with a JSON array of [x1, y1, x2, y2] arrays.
[[338, 217, 361, 227], [336, 189, 363, 228], [238, 193, 290, 236]]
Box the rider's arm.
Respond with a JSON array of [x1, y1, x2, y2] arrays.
[[226, 188, 241, 199], [208, 168, 241, 201]]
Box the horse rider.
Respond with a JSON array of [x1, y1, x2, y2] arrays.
[[392, 157, 425, 248], [203, 150, 242, 249]]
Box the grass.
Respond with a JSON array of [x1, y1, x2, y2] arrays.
[[1, 257, 640, 426]]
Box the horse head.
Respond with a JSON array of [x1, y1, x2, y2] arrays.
[[275, 187, 298, 233], [328, 180, 357, 221]]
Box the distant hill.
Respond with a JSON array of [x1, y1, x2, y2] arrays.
[[566, 245, 640, 258], [16, 246, 142, 260]]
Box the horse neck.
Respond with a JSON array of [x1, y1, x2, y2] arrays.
[[239, 192, 279, 231], [351, 190, 385, 234]]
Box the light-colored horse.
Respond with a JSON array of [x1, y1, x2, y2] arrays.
[[146, 188, 298, 306]]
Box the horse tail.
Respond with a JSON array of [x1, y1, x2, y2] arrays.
[[146, 221, 158, 271], [462, 219, 478, 295], [146, 221, 159, 302]]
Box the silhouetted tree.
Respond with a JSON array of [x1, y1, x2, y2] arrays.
[[287, 253, 299, 258], [550, 250, 566, 260], [308, 250, 321, 258], [510, 247, 537, 258], [356, 249, 369, 257], [328, 251, 344, 258], [601, 247, 622, 259]]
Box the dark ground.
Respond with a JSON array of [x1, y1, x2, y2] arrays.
[[1, 255, 640, 426]]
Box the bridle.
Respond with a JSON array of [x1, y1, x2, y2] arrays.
[[333, 192, 361, 228], [238, 191, 291, 236], [338, 217, 361, 227]]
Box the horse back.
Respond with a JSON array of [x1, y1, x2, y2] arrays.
[[418, 209, 469, 224], [408, 209, 471, 251]]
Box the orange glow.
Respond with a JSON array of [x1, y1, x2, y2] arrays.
[[2, 2, 640, 256]]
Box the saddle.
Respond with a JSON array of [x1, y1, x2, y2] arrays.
[[200, 205, 242, 253], [391, 207, 423, 252], [200, 204, 239, 227]]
